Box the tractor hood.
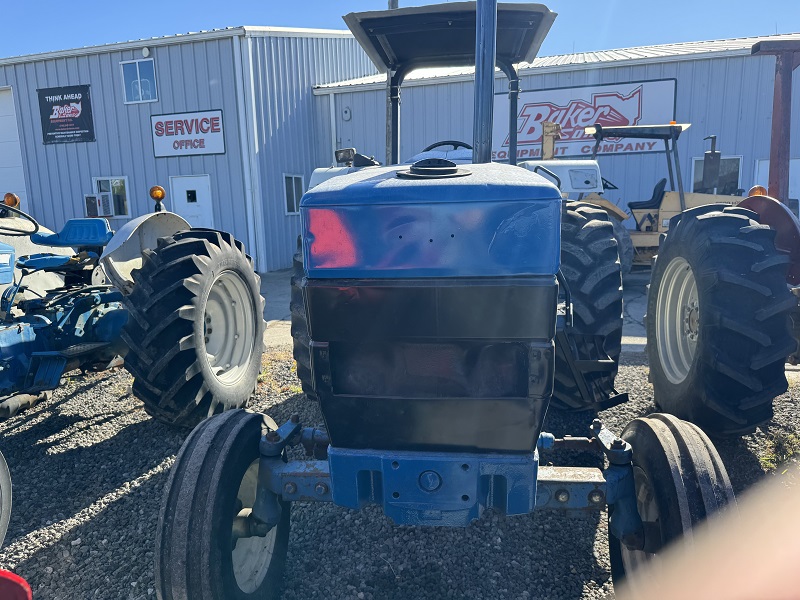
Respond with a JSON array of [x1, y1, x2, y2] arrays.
[[300, 162, 562, 279], [343, 2, 556, 75]]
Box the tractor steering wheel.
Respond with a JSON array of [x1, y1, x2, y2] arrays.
[[0, 204, 40, 237], [422, 140, 473, 152]]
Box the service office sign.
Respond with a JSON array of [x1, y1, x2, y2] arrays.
[[37, 84, 95, 144], [492, 79, 676, 161], [151, 110, 225, 157]]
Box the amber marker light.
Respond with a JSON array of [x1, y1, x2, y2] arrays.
[[748, 185, 768, 197], [3, 193, 20, 208], [149, 186, 166, 201]]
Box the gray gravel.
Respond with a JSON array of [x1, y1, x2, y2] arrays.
[[0, 347, 794, 599]]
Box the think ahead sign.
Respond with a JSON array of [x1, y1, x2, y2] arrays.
[[38, 85, 95, 144]]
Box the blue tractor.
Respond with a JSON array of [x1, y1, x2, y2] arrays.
[[0, 193, 263, 426], [154, 3, 736, 598], [0, 192, 265, 547]]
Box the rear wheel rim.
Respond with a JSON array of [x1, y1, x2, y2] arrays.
[[231, 460, 277, 593], [203, 270, 257, 386], [656, 257, 699, 384]]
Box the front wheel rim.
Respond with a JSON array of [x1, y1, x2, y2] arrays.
[[619, 465, 660, 574], [203, 270, 257, 386], [231, 460, 278, 593], [655, 257, 699, 384]]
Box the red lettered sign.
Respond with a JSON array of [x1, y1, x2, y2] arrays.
[[492, 79, 676, 161]]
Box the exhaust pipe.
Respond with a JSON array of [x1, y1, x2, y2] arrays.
[[472, 0, 498, 164]]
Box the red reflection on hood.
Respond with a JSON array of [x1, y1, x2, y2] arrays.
[[307, 208, 357, 268]]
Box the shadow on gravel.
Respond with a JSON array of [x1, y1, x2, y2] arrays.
[[9, 466, 171, 598], [2, 416, 182, 543], [712, 437, 768, 496]]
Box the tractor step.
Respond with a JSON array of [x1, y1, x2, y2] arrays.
[[57, 342, 111, 357]]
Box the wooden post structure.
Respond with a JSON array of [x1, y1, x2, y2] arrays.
[[752, 41, 800, 201]]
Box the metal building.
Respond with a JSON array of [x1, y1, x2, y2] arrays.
[[315, 33, 800, 221], [0, 27, 374, 272]]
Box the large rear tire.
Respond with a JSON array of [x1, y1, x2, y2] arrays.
[[122, 229, 265, 428], [290, 238, 316, 401], [646, 206, 795, 436], [552, 201, 624, 410], [155, 409, 289, 600], [611, 217, 634, 275], [609, 413, 735, 587]]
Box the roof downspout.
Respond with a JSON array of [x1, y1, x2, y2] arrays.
[[233, 34, 259, 269], [329, 92, 338, 163]]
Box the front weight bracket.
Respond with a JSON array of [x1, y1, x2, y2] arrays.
[[252, 416, 303, 527]]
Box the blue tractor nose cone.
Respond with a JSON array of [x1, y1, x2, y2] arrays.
[[418, 470, 442, 492]]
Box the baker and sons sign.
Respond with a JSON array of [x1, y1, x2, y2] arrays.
[[151, 110, 225, 157], [492, 79, 676, 161]]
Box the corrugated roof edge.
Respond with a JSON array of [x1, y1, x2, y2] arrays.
[[0, 26, 352, 67], [314, 31, 800, 93]]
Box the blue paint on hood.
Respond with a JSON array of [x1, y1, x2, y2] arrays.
[[301, 162, 562, 279]]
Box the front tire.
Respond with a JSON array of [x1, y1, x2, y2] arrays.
[[609, 413, 735, 586], [122, 229, 266, 428], [646, 206, 795, 436], [0, 450, 10, 548], [552, 202, 624, 410], [155, 410, 290, 600]]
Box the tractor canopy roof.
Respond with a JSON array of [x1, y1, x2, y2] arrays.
[[343, 2, 556, 76], [585, 123, 691, 142]]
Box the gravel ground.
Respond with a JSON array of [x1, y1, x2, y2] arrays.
[[0, 347, 796, 599]]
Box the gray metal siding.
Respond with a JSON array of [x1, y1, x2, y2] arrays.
[[248, 35, 374, 271], [325, 54, 800, 221], [0, 37, 250, 244]]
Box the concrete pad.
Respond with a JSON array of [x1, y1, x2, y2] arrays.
[[621, 270, 649, 356], [260, 268, 292, 347]]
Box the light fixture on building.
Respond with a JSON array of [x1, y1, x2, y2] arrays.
[[142, 47, 151, 58]]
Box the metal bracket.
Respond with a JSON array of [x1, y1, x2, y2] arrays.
[[535, 466, 606, 510], [590, 418, 633, 465]]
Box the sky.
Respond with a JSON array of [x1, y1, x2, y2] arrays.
[[0, 1, 798, 59]]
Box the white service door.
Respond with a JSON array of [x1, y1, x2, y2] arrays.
[[169, 175, 214, 228], [755, 159, 800, 200], [0, 89, 26, 203]]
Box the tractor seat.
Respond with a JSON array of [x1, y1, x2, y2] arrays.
[[627, 178, 667, 211], [30, 218, 113, 248]]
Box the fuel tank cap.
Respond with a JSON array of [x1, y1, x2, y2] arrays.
[[397, 158, 471, 179]]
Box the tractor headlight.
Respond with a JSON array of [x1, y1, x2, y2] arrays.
[[0, 254, 11, 266]]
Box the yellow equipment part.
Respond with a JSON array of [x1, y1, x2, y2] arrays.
[[631, 191, 738, 233], [580, 193, 628, 222]]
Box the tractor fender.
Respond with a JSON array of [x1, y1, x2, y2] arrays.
[[100, 211, 190, 294], [580, 193, 629, 222], [738, 194, 800, 285]]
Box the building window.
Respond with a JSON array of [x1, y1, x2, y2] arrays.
[[120, 59, 157, 104], [284, 174, 304, 215], [692, 156, 743, 196], [89, 177, 129, 217]]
